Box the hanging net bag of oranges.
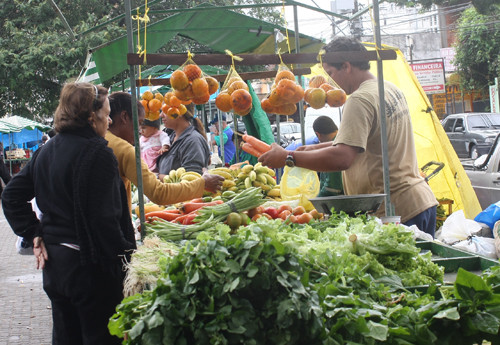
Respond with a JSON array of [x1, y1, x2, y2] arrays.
[[169, 52, 219, 107], [260, 55, 304, 116], [304, 50, 347, 109], [140, 88, 164, 121], [215, 50, 253, 116]]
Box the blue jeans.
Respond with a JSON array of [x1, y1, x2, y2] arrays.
[[404, 206, 437, 238]]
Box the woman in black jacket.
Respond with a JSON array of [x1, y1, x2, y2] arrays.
[[2, 83, 136, 345]]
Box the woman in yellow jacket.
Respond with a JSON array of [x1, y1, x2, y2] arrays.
[[106, 92, 223, 212]]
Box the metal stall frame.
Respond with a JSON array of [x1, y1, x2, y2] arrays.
[[122, 0, 396, 236]]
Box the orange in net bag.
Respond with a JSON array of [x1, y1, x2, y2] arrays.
[[215, 50, 252, 116], [260, 59, 304, 116], [304, 51, 347, 109], [140, 88, 164, 121], [160, 91, 188, 120], [169, 52, 219, 106]]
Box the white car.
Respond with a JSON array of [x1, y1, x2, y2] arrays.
[[271, 122, 302, 141]]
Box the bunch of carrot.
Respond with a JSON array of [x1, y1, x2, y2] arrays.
[[241, 134, 271, 158], [143, 199, 224, 226]]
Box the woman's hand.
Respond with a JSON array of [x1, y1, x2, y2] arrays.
[[258, 143, 287, 169], [202, 172, 224, 192], [33, 236, 48, 270]]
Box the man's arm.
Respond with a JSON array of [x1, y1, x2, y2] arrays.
[[258, 143, 359, 172], [296, 142, 333, 151]]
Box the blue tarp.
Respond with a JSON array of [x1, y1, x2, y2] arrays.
[[2, 128, 44, 151]]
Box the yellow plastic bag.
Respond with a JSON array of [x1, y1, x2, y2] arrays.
[[280, 166, 320, 211]]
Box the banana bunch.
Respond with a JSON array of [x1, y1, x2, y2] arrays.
[[207, 167, 238, 192], [163, 167, 202, 183], [233, 162, 278, 197]]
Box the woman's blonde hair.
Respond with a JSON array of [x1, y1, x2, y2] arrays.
[[54, 83, 108, 133]]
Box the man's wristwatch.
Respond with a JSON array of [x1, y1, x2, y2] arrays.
[[285, 151, 296, 167]]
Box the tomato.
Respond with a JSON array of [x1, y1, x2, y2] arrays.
[[263, 207, 279, 219], [239, 212, 250, 226], [289, 215, 298, 224], [297, 213, 313, 224], [278, 210, 292, 220], [292, 206, 306, 215], [226, 212, 242, 230], [261, 213, 273, 220], [309, 209, 323, 220], [248, 206, 265, 218], [251, 214, 262, 221], [277, 204, 293, 214]]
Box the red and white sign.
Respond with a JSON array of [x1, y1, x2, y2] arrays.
[[440, 47, 456, 72], [411, 61, 446, 95]]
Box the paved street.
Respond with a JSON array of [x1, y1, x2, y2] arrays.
[[0, 207, 52, 345]]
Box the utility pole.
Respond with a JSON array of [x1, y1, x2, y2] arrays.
[[350, 0, 362, 39]]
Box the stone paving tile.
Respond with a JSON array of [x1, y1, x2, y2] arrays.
[[0, 208, 52, 345]]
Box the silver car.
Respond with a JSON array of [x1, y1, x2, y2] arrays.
[[442, 113, 500, 159]]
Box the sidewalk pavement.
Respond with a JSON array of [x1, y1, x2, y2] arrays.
[[0, 207, 52, 345]]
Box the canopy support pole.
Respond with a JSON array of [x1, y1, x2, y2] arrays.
[[124, 0, 146, 239], [293, 5, 306, 146], [373, 0, 394, 216]]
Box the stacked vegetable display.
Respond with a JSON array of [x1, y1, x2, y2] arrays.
[[110, 212, 500, 344]]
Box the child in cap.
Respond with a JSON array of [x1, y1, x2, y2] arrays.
[[140, 118, 171, 172]]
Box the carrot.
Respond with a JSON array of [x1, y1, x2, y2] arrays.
[[162, 209, 182, 214], [181, 200, 224, 214], [241, 143, 263, 158], [181, 213, 198, 225], [174, 212, 199, 224], [242, 134, 271, 153], [145, 211, 182, 222]]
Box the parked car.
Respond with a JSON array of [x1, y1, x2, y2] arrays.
[[441, 112, 500, 159], [271, 122, 302, 141], [463, 133, 500, 210]]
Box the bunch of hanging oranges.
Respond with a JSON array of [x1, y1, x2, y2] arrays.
[[215, 76, 253, 116], [260, 69, 304, 116], [304, 75, 347, 109], [170, 64, 219, 106]]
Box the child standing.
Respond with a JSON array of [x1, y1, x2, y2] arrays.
[[140, 119, 171, 172]]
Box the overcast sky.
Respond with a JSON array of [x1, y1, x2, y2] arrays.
[[283, 0, 371, 41]]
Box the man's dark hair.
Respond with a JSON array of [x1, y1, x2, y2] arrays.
[[323, 37, 370, 71], [48, 128, 56, 138], [313, 116, 338, 135], [108, 92, 143, 121]]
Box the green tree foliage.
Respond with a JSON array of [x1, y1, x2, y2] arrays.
[[0, 0, 125, 120], [0, 0, 280, 120], [454, 7, 500, 92]]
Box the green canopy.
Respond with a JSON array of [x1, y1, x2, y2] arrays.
[[92, 3, 324, 83], [0, 120, 22, 134], [0, 116, 50, 132]]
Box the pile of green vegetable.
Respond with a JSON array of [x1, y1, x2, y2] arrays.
[[110, 213, 500, 344]]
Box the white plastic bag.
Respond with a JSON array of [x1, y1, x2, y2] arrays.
[[439, 210, 482, 244], [453, 237, 498, 259], [494, 220, 500, 258]]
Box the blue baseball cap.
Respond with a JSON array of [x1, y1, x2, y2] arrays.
[[210, 114, 227, 125]]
